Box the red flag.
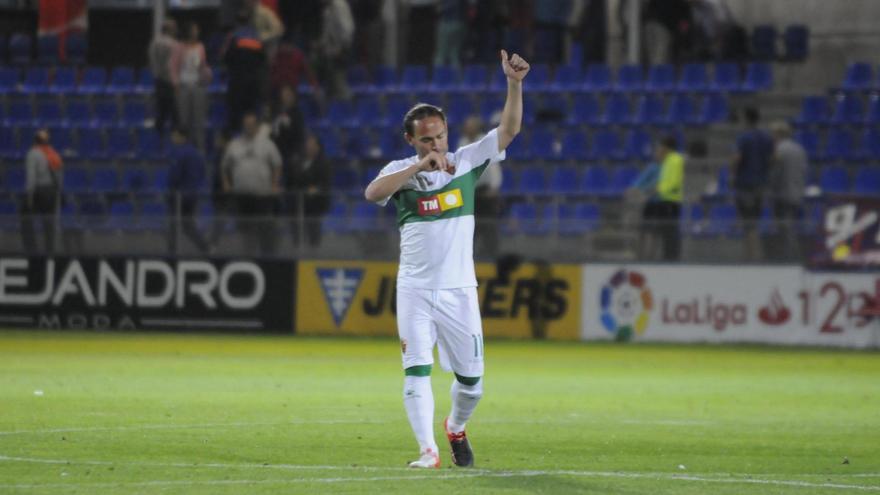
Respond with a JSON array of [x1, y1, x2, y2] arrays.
[[39, 0, 87, 62]]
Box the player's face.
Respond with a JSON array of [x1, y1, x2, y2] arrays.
[[406, 116, 448, 159]]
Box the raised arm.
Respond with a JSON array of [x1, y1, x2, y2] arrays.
[[497, 49, 531, 152]]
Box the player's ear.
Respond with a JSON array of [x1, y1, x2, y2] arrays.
[[404, 133, 414, 145]]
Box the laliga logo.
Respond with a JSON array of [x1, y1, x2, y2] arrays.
[[600, 269, 652, 341]]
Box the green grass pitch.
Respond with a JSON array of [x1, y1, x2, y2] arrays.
[[0, 330, 878, 494]]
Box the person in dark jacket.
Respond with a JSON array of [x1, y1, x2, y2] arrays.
[[223, 10, 268, 133], [167, 127, 210, 254], [287, 132, 331, 247]]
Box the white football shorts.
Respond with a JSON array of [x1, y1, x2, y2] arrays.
[[396, 285, 484, 378]]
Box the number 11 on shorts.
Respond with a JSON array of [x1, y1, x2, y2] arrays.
[[471, 334, 483, 358]]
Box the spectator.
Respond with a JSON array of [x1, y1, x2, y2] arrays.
[[171, 22, 212, 152], [769, 121, 808, 262], [167, 127, 210, 254], [434, 0, 466, 68], [644, 136, 684, 261], [733, 107, 774, 261], [148, 19, 179, 138], [271, 85, 307, 175], [458, 116, 502, 258], [350, 0, 384, 67], [568, 0, 608, 64], [223, 10, 269, 133], [628, 159, 661, 259], [246, 0, 284, 61], [222, 112, 283, 256], [634, 0, 692, 65], [288, 132, 332, 248], [314, 0, 355, 100], [533, 0, 571, 65], [270, 39, 322, 100], [689, 0, 734, 61], [21, 129, 62, 254]]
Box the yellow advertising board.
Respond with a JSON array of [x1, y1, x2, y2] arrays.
[[296, 260, 581, 339]]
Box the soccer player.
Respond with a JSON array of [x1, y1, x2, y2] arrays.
[[364, 50, 530, 468]]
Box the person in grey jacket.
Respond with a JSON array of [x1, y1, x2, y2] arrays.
[[21, 129, 62, 253], [769, 121, 808, 262]]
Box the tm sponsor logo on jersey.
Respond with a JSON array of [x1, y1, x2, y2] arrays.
[[316, 268, 364, 327], [417, 189, 463, 216]]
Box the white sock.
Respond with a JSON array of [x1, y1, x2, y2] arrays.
[[447, 379, 483, 434], [403, 375, 437, 453]]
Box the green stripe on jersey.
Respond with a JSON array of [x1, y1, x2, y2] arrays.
[[393, 160, 490, 226]]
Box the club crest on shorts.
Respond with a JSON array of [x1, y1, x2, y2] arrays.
[[316, 268, 364, 327], [417, 188, 463, 216]]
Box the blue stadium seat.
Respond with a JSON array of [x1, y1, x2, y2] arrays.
[[381, 96, 411, 127], [93, 100, 119, 126], [122, 168, 150, 192], [793, 96, 828, 126], [107, 67, 135, 94], [829, 94, 864, 124], [9, 33, 32, 64], [106, 201, 136, 232], [3, 167, 25, 192], [560, 129, 590, 161], [478, 94, 504, 125], [741, 62, 773, 92], [584, 64, 612, 92], [5, 101, 33, 126], [615, 64, 643, 92], [48, 127, 74, 156], [63, 167, 90, 193], [822, 129, 854, 161], [0, 67, 18, 92], [698, 93, 729, 124], [518, 166, 546, 194], [77, 67, 107, 94], [0, 128, 19, 160], [713, 63, 740, 92], [50, 67, 77, 94], [66, 32, 87, 65], [346, 97, 381, 129], [459, 64, 488, 92], [783, 24, 809, 61], [499, 167, 517, 195], [853, 167, 880, 195], [666, 94, 697, 126], [559, 202, 600, 235], [645, 64, 676, 93], [36, 101, 64, 127], [107, 128, 134, 158], [589, 130, 620, 161], [601, 94, 631, 125], [529, 128, 557, 160], [445, 95, 474, 124], [323, 202, 348, 234], [77, 128, 106, 160], [632, 94, 665, 126], [65, 100, 92, 128], [865, 95, 880, 125], [318, 129, 344, 159], [92, 167, 119, 192], [20, 67, 49, 94], [568, 93, 600, 125], [819, 165, 849, 194], [619, 128, 652, 161], [399, 65, 428, 92], [151, 169, 169, 191], [842, 62, 873, 92], [538, 93, 567, 119], [549, 166, 579, 194], [317, 100, 353, 129], [378, 132, 404, 160], [504, 202, 539, 236], [140, 201, 168, 230], [332, 167, 359, 193], [677, 63, 709, 92], [134, 68, 154, 94], [350, 203, 385, 232], [505, 131, 530, 160], [859, 128, 880, 160], [609, 165, 640, 196], [122, 101, 149, 127], [37, 34, 59, 64], [523, 64, 550, 91], [706, 203, 742, 237], [346, 65, 370, 93], [372, 65, 398, 92], [550, 65, 582, 92], [751, 25, 777, 61], [429, 65, 459, 92], [580, 166, 609, 195], [795, 130, 820, 161], [135, 129, 166, 160]]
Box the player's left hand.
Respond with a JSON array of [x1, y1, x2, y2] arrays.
[[500, 50, 530, 82]]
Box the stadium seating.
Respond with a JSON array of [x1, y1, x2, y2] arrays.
[[678, 63, 709, 93], [751, 25, 778, 61], [842, 62, 873, 91], [584, 64, 612, 92], [853, 167, 880, 195], [9, 33, 32, 64], [793, 96, 828, 126], [783, 24, 810, 61], [645, 64, 676, 93], [819, 165, 849, 194]]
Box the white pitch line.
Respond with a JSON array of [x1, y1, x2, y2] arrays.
[[0, 470, 879, 491], [1, 455, 879, 491], [0, 419, 388, 436]]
